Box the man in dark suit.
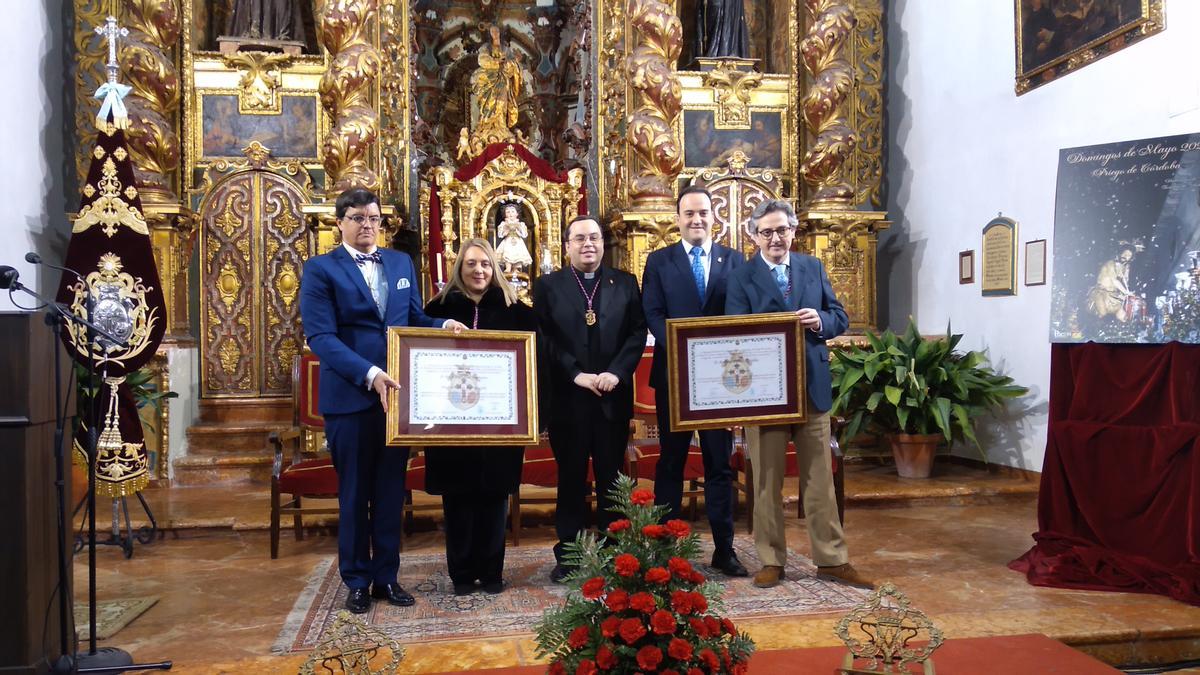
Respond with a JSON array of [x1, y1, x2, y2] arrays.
[[534, 215, 647, 582], [299, 188, 466, 613], [726, 199, 871, 590], [642, 185, 748, 577]]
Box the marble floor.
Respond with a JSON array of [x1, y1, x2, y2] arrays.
[[71, 462, 1200, 674]]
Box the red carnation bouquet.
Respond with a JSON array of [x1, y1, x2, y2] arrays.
[[535, 475, 755, 673]]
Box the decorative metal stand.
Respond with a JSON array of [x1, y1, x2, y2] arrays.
[[835, 582, 944, 675], [74, 492, 158, 559], [301, 610, 405, 675]]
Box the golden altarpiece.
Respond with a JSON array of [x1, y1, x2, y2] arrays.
[[69, 0, 887, 485]]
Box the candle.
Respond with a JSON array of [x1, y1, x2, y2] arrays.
[[436, 252, 444, 285]]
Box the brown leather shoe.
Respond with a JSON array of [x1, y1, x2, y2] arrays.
[[816, 563, 874, 589], [752, 565, 785, 588]]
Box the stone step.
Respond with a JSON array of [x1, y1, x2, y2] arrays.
[[173, 453, 274, 486]]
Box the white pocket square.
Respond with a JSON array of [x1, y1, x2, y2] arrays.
[[397, 278, 410, 290]]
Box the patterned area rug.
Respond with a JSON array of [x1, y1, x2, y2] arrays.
[[74, 596, 159, 640], [274, 537, 868, 653]]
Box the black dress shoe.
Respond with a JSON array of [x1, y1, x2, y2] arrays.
[[452, 582, 477, 596], [345, 588, 370, 614], [549, 564, 572, 584], [712, 550, 750, 577], [371, 582, 416, 607], [481, 580, 505, 594]]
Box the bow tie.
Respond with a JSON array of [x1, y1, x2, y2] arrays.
[[354, 251, 382, 266]]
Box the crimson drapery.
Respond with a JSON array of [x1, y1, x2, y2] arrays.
[[426, 143, 586, 287], [1010, 342, 1200, 605]]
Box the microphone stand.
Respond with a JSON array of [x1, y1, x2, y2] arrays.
[[3, 274, 171, 673]]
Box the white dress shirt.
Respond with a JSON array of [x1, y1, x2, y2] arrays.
[[344, 242, 386, 389]]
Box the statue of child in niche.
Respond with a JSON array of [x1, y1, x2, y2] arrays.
[[494, 203, 533, 276]]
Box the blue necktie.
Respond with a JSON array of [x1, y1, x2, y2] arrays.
[[690, 246, 706, 300], [774, 264, 789, 298]]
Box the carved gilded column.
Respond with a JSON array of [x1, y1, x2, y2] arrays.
[[378, 0, 410, 205], [317, 0, 382, 195], [609, 0, 684, 281], [799, 0, 857, 208], [73, 1, 109, 191], [120, 0, 194, 342], [625, 0, 683, 209], [120, 0, 181, 201], [597, 0, 629, 214], [798, 1, 888, 333]]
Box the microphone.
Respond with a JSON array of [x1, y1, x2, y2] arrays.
[[0, 265, 19, 290], [25, 251, 85, 284]]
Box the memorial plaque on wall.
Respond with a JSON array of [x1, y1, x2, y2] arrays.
[[1050, 132, 1200, 344], [981, 216, 1017, 297]]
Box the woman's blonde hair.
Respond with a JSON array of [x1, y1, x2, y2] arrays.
[[430, 238, 519, 306]]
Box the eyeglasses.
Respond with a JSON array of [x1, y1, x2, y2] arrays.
[[569, 233, 603, 245], [345, 215, 382, 226], [755, 226, 794, 240]]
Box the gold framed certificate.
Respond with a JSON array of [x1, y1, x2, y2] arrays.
[[385, 327, 538, 446], [665, 313, 806, 432]]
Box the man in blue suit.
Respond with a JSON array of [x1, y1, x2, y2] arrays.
[[642, 185, 748, 577], [726, 199, 871, 590], [300, 188, 466, 613]]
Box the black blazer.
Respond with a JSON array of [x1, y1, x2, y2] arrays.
[[423, 287, 536, 495], [533, 266, 648, 424], [642, 241, 744, 390], [726, 252, 848, 412]]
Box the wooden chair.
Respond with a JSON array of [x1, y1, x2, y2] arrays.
[[269, 353, 338, 559]]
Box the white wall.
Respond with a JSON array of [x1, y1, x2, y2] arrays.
[[0, 1, 71, 308], [884, 2, 1200, 471]]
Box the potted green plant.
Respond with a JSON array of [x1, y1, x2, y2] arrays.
[[830, 320, 1028, 478]]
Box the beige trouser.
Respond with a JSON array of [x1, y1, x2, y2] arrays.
[[746, 403, 848, 568]]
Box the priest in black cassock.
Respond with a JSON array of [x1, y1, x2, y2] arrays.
[[534, 215, 647, 583]]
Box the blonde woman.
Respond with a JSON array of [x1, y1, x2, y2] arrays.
[[425, 239, 536, 595]]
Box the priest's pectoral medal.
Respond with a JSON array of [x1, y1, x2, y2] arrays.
[[585, 309, 597, 326]]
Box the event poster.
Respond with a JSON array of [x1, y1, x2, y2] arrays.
[[1050, 132, 1200, 343]]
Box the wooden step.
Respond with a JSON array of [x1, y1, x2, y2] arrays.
[[198, 397, 291, 425], [186, 423, 289, 454]]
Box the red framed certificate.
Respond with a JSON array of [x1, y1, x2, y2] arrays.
[[386, 327, 538, 446], [666, 312, 806, 432]]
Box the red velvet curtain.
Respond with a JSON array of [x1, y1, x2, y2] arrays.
[[426, 143, 587, 287], [1010, 342, 1200, 605]]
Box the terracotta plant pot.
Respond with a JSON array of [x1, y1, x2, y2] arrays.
[[890, 433, 940, 478]]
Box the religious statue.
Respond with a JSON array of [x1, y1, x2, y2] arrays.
[[1086, 245, 1139, 322], [471, 26, 525, 151], [226, 0, 306, 44], [456, 127, 472, 161], [494, 203, 533, 276], [694, 0, 750, 60]]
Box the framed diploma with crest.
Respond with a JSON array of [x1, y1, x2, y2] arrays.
[[386, 328, 538, 446], [665, 313, 806, 432]]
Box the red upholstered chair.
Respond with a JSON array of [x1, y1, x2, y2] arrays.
[[508, 437, 560, 546], [399, 451, 443, 550], [269, 353, 338, 559], [626, 347, 710, 518]]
